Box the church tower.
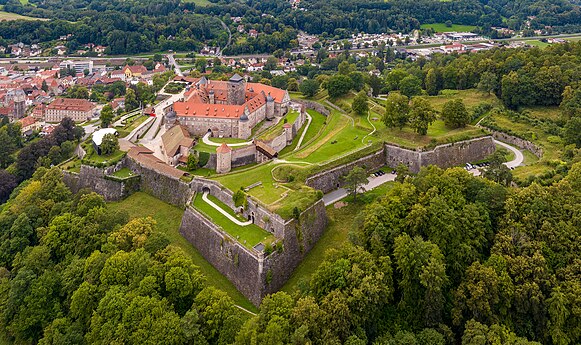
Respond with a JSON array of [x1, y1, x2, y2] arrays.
[[228, 74, 246, 106]]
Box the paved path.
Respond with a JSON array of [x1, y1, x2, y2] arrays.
[[167, 54, 183, 76], [218, 19, 232, 56], [141, 88, 187, 142], [323, 172, 396, 206], [294, 112, 312, 150], [495, 139, 524, 168], [202, 191, 252, 226], [201, 132, 253, 147], [112, 109, 141, 127]]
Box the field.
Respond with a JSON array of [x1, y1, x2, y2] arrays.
[[0, 11, 46, 21], [108, 192, 257, 312], [182, 0, 211, 6], [371, 89, 493, 149], [522, 106, 561, 122], [192, 192, 274, 249], [420, 23, 477, 32], [523, 40, 550, 48], [425, 89, 499, 112]]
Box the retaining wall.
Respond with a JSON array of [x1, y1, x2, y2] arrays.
[[231, 146, 257, 168], [180, 206, 265, 305], [125, 157, 193, 207], [306, 147, 387, 193], [179, 196, 327, 306], [306, 136, 497, 192], [293, 99, 330, 116], [61, 161, 138, 201], [420, 136, 495, 169], [486, 129, 543, 158]]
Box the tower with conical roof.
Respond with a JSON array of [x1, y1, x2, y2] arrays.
[[216, 142, 232, 174], [228, 73, 246, 106], [266, 92, 275, 120]]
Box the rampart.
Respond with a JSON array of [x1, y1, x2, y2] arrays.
[[61, 161, 139, 201], [306, 136, 496, 192], [179, 192, 327, 306]]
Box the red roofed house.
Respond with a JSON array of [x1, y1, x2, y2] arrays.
[[161, 125, 195, 166], [170, 74, 290, 139], [18, 116, 41, 135], [123, 65, 148, 79], [46, 98, 96, 123]]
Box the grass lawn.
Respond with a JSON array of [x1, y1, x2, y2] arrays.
[[420, 23, 477, 32], [183, 0, 211, 6], [111, 167, 135, 179], [427, 89, 499, 112], [281, 182, 395, 293], [0, 11, 46, 21], [125, 115, 149, 133], [292, 109, 378, 164], [108, 192, 257, 312], [214, 161, 321, 219], [82, 143, 126, 167], [60, 157, 81, 173], [258, 110, 300, 141], [524, 40, 550, 48], [522, 106, 561, 122], [375, 119, 486, 149], [192, 193, 274, 249], [522, 149, 540, 165], [215, 163, 287, 204], [299, 109, 328, 147]]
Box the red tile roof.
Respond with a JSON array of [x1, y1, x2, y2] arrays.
[[174, 102, 246, 119], [216, 142, 231, 153], [47, 98, 95, 112], [18, 116, 37, 127]]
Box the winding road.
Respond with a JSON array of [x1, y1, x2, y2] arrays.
[[495, 139, 524, 169]]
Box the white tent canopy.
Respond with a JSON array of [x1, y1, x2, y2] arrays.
[[92, 128, 118, 146]]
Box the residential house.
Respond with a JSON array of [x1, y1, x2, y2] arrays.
[[18, 116, 41, 135]]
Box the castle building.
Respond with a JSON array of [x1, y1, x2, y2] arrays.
[[169, 74, 290, 139]]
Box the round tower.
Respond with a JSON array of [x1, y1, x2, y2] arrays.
[[216, 143, 232, 174], [238, 111, 251, 139], [266, 92, 275, 120]]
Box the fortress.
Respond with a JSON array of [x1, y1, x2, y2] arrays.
[[167, 74, 291, 139]]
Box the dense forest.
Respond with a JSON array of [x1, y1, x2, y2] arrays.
[[0, 163, 579, 344], [0, 0, 580, 54]]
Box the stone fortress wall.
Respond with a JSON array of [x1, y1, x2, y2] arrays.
[[182, 178, 327, 306], [307, 136, 496, 193], [64, 121, 497, 306], [485, 129, 543, 158], [62, 160, 139, 201], [266, 106, 307, 153]]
